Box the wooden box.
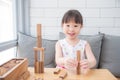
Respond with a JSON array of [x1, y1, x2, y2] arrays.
[[0, 58, 29, 80]]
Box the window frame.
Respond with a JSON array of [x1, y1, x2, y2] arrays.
[[0, 0, 30, 52]]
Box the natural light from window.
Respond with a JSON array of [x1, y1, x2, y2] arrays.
[[0, 0, 16, 65]]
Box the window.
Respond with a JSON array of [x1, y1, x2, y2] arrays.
[[0, 0, 16, 64], [0, 0, 16, 43]]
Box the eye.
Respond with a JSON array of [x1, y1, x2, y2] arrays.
[[66, 25, 70, 27], [74, 25, 78, 27]]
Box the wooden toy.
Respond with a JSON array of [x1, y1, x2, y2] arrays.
[[37, 24, 42, 48], [76, 50, 81, 75], [34, 24, 44, 73], [53, 68, 61, 74], [0, 58, 29, 80], [59, 70, 67, 79]]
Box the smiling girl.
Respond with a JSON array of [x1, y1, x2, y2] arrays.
[[55, 9, 96, 73]]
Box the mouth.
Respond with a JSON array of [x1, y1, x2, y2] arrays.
[[68, 33, 75, 36]]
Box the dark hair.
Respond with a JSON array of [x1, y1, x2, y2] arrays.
[[62, 10, 83, 25]]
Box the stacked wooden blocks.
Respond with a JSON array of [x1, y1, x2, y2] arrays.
[[34, 24, 44, 73]]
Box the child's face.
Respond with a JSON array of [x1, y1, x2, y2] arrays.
[[62, 21, 82, 40]]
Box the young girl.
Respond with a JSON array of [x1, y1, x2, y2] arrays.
[[55, 9, 96, 73]]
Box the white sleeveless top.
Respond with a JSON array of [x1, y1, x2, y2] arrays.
[[59, 39, 87, 60]]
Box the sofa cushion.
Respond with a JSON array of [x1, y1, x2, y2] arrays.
[[99, 34, 120, 77], [59, 32, 103, 68], [17, 32, 57, 68]]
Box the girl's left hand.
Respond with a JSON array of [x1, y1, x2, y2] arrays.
[[80, 59, 90, 69]]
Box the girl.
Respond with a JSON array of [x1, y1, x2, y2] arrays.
[[55, 9, 96, 73]]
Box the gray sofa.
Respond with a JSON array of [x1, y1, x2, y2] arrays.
[[17, 32, 120, 78]]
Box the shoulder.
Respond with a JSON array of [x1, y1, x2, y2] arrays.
[[80, 39, 91, 48], [80, 39, 87, 45], [56, 39, 65, 47], [84, 41, 91, 49], [59, 39, 65, 43], [55, 41, 60, 47]]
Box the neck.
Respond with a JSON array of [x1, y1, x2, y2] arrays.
[[65, 38, 79, 46]]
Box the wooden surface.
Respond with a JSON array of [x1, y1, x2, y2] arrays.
[[0, 58, 29, 80], [27, 67, 117, 80]]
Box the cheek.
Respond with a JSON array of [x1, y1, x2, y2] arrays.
[[62, 27, 66, 33], [63, 27, 67, 31], [75, 28, 81, 34], [76, 28, 81, 32]]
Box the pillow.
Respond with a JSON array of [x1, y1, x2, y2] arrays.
[[99, 34, 120, 77], [59, 32, 103, 68], [17, 32, 57, 68]]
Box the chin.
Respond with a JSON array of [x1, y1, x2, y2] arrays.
[[68, 37, 76, 40]]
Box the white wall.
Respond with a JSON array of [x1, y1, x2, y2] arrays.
[[30, 0, 120, 40]]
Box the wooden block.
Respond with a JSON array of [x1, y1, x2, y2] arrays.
[[34, 50, 38, 62], [40, 48, 44, 61], [35, 61, 40, 73], [54, 68, 61, 74], [41, 61, 44, 73], [39, 61, 44, 73], [59, 70, 67, 79], [76, 50, 81, 75], [77, 62, 80, 74], [77, 50, 80, 61], [34, 47, 44, 51], [37, 24, 42, 48]]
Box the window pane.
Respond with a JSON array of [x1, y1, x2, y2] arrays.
[[0, 47, 16, 65], [0, 0, 16, 43], [0, 0, 17, 65]]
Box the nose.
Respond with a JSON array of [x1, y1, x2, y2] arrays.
[[69, 26, 74, 31]]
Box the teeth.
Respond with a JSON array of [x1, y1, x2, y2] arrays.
[[69, 33, 75, 36]]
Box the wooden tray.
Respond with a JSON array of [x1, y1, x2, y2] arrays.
[[0, 58, 29, 80]]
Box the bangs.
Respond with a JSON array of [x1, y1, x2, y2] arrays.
[[63, 16, 81, 24], [62, 11, 83, 25]]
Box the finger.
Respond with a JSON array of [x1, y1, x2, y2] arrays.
[[81, 64, 89, 69], [80, 61, 88, 66]]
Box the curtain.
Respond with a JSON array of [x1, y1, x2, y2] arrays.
[[15, 0, 30, 35]]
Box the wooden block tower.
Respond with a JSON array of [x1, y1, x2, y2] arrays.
[[34, 24, 44, 73], [76, 50, 81, 75]]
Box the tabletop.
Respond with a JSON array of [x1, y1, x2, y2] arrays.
[[27, 67, 117, 80]]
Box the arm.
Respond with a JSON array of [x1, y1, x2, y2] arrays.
[[55, 41, 65, 66], [80, 42, 96, 69], [85, 42, 96, 68]]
